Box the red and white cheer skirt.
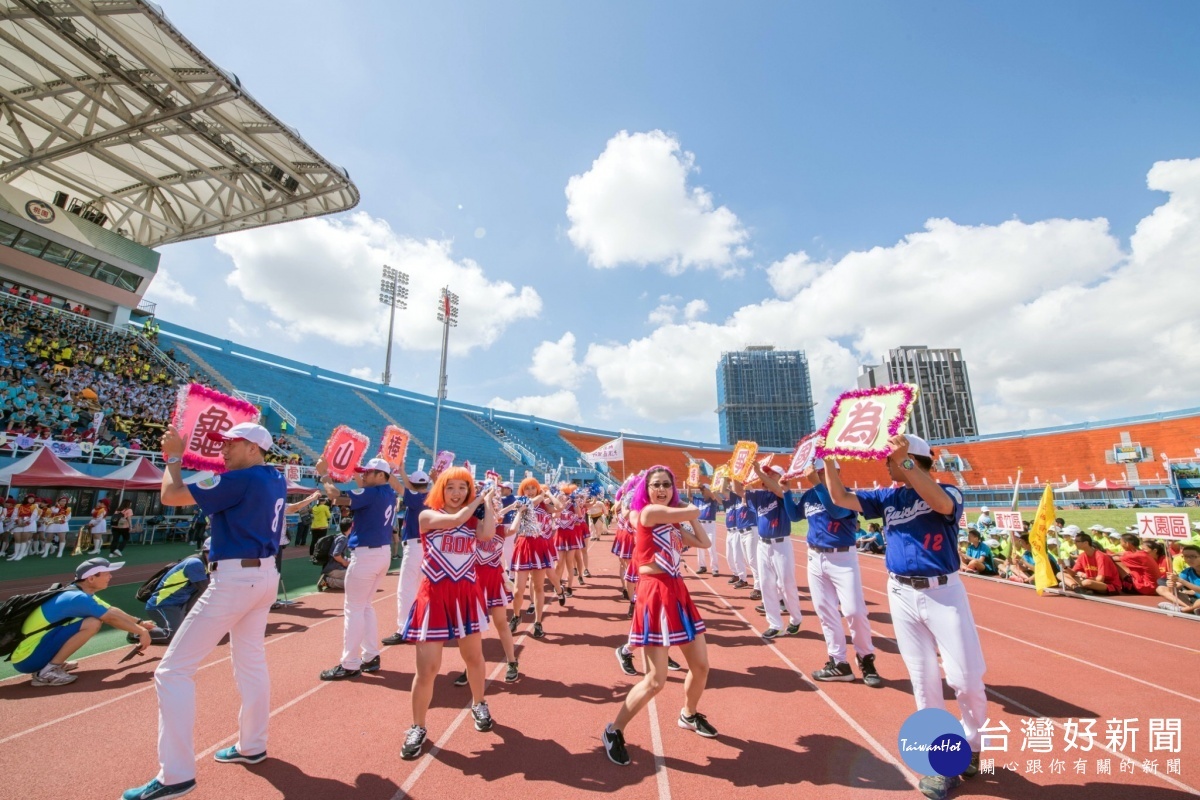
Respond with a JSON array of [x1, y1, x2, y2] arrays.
[[512, 536, 557, 571], [627, 573, 705, 648], [556, 525, 586, 552], [476, 564, 512, 609], [611, 530, 634, 560], [402, 578, 488, 642]]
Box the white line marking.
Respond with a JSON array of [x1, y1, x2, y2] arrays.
[[195, 682, 330, 760], [647, 697, 673, 800]]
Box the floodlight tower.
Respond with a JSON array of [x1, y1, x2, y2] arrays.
[[378, 265, 409, 386], [432, 286, 459, 456]]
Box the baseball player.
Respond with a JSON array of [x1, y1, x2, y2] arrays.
[[689, 484, 720, 576], [736, 464, 803, 639], [123, 422, 287, 800], [788, 459, 881, 686], [824, 434, 986, 800], [717, 489, 747, 587], [383, 469, 431, 646], [316, 456, 398, 680]]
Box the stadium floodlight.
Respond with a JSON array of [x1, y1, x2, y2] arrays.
[[432, 286, 460, 456], [378, 265, 409, 386]]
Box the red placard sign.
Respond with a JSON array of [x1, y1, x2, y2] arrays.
[[379, 425, 410, 472], [323, 425, 370, 483], [784, 435, 819, 479], [170, 383, 260, 473]]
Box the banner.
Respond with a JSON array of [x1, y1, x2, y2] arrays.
[[1136, 512, 1191, 540], [46, 441, 84, 459], [993, 510, 1023, 531], [783, 434, 819, 479], [686, 462, 700, 487], [1027, 484, 1060, 596], [322, 425, 370, 483], [170, 383, 261, 473], [582, 437, 624, 464], [379, 425, 410, 472], [815, 384, 919, 461], [729, 441, 758, 482], [433, 449, 455, 474], [284, 464, 302, 483]]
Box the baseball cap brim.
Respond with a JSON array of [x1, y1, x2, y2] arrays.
[[75, 558, 124, 581]]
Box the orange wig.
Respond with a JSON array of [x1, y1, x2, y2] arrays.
[[518, 477, 541, 497], [425, 466, 476, 511]]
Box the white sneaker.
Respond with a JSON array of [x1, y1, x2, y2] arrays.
[[31, 664, 77, 687]]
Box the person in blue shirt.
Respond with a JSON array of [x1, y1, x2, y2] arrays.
[[1158, 543, 1200, 613], [788, 459, 881, 687], [133, 541, 211, 645], [125, 422, 287, 800], [383, 468, 430, 647], [689, 484, 720, 576], [735, 462, 803, 640], [856, 522, 885, 554], [962, 529, 998, 577], [316, 456, 399, 680], [824, 434, 987, 800]]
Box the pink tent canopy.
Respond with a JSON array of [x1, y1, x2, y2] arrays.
[[101, 457, 165, 491], [0, 447, 107, 489]]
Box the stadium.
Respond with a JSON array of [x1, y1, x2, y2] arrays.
[[0, 3, 1196, 800]]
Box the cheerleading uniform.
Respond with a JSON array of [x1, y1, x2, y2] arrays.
[[627, 519, 706, 648], [555, 507, 586, 552], [611, 509, 635, 560], [402, 517, 488, 641], [512, 505, 558, 571], [476, 532, 512, 609]]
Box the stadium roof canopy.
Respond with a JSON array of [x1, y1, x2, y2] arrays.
[[0, 0, 358, 248]]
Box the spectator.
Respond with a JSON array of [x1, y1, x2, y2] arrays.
[[856, 521, 885, 554], [316, 519, 351, 592], [132, 541, 211, 645], [1061, 530, 1121, 595], [1158, 544, 1200, 613], [11, 557, 154, 687], [975, 506, 993, 529], [961, 529, 997, 576], [309, 497, 332, 557], [1114, 533, 1160, 595], [109, 499, 133, 557]]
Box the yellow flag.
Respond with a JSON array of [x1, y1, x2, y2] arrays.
[[1028, 483, 1059, 596]]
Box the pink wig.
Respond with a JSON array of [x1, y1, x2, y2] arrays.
[[630, 465, 681, 512]]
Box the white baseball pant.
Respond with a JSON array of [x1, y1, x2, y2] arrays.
[[807, 548, 874, 663], [154, 561, 277, 785], [887, 572, 988, 751], [758, 538, 803, 630], [724, 524, 746, 580], [695, 520, 718, 572], [341, 546, 390, 669], [739, 529, 758, 583], [395, 537, 423, 631]]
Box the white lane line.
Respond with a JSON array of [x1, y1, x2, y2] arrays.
[[195, 682, 330, 760], [647, 697, 673, 800]]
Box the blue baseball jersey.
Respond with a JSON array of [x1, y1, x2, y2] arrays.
[[347, 483, 398, 548], [691, 494, 716, 522], [744, 489, 788, 539], [191, 465, 286, 561], [855, 484, 965, 577], [724, 497, 742, 529], [146, 556, 208, 609], [790, 485, 859, 548], [401, 488, 426, 543]]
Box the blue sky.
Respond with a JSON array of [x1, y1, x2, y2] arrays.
[[149, 1, 1200, 442]]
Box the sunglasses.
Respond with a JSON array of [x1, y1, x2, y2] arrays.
[[647, 482, 674, 489]]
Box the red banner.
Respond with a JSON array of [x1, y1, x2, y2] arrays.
[[170, 384, 260, 473], [322, 425, 370, 483]]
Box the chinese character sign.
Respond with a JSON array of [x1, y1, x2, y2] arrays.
[[711, 465, 731, 494], [170, 383, 260, 473], [379, 425, 410, 472], [322, 425, 370, 483], [583, 437, 624, 463], [433, 449, 456, 475], [687, 462, 700, 487], [284, 464, 301, 483], [815, 384, 919, 461], [994, 511, 1024, 532], [1136, 513, 1191, 540], [485, 470, 502, 486], [784, 434, 819, 479], [729, 441, 759, 482]]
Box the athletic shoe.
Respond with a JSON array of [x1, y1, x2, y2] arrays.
[[111, 550, 122, 557], [858, 653, 883, 688], [454, 670, 469, 687], [61, 661, 79, 672], [214, 746, 266, 765], [621, 587, 629, 599], [526, 604, 536, 615], [401, 725, 427, 760], [316, 576, 328, 592], [505, 661, 520, 683], [627, 602, 635, 619], [733, 579, 749, 589], [696, 566, 708, 574], [564, 587, 574, 597], [667, 657, 683, 671], [1159, 601, 1181, 612], [269, 602, 283, 610], [361, 655, 382, 673], [917, 774, 962, 800], [509, 615, 519, 633], [712, 570, 719, 577], [532, 622, 545, 638], [602, 724, 631, 766], [962, 750, 980, 778], [785, 622, 801, 636], [557, 590, 567, 607], [1071, 586, 1095, 595], [762, 628, 781, 640], [754, 604, 767, 613], [578, 575, 586, 585], [583, 569, 592, 578], [748, 589, 762, 600], [31, 664, 76, 687], [812, 658, 855, 682], [727, 576, 739, 584], [615, 646, 637, 676], [122, 778, 197, 800], [319, 665, 360, 681], [382, 632, 405, 646], [472, 701, 494, 732], [678, 711, 718, 738]]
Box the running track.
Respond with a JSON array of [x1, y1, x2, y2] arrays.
[[2, 529, 1196, 800]]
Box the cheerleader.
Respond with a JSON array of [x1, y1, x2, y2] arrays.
[[576, 490, 594, 578], [603, 466, 716, 766], [400, 467, 498, 760], [554, 485, 587, 594], [610, 477, 638, 604], [453, 488, 520, 686], [7, 494, 38, 561], [508, 478, 566, 639], [85, 499, 108, 554]]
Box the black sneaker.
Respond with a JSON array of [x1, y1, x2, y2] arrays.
[[602, 725, 631, 766], [627, 602, 635, 619], [962, 750, 980, 778], [762, 628, 781, 640], [696, 566, 708, 574], [558, 590, 567, 607], [615, 646, 637, 676], [583, 569, 592, 578], [472, 701, 494, 732], [786, 622, 801, 635], [401, 725, 427, 760], [565, 587, 574, 597], [667, 657, 683, 671], [508, 615, 519, 633], [526, 604, 536, 615], [733, 579, 749, 589], [361, 655, 381, 673], [727, 576, 739, 584], [382, 632, 405, 646], [918, 774, 962, 800], [621, 587, 629, 600], [532, 622, 545, 638], [754, 604, 767, 613], [678, 711, 718, 738], [812, 658, 855, 682], [319, 665, 360, 681], [712, 570, 719, 577], [578, 575, 586, 585], [505, 661, 520, 683], [748, 589, 762, 600], [858, 653, 883, 688], [453, 670, 469, 687]]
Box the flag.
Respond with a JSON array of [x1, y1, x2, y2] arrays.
[[583, 437, 623, 463], [1027, 483, 1060, 596], [1010, 467, 1022, 512]]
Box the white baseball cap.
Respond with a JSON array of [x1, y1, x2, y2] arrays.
[[904, 435, 932, 458], [980, 506, 990, 512], [1046, 537, 1060, 547], [355, 457, 393, 475], [1063, 524, 1082, 535], [206, 422, 272, 451], [1088, 524, 1104, 531], [408, 469, 430, 484], [74, 556, 124, 581]]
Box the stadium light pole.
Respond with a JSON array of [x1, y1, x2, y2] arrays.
[[431, 286, 459, 457], [378, 266, 409, 386]]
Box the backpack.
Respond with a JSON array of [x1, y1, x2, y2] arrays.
[[311, 533, 337, 567], [135, 561, 181, 602], [0, 584, 70, 662]]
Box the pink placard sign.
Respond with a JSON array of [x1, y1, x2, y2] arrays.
[[815, 383, 919, 461], [323, 425, 370, 483], [170, 383, 261, 473], [379, 425, 410, 472], [433, 450, 455, 474], [784, 435, 819, 479]]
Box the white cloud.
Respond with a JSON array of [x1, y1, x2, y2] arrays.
[[227, 317, 260, 340], [683, 299, 708, 321], [215, 212, 542, 353], [647, 304, 678, 326], [487, 390, 583, 423], [565, 130, 750, 275], [349, 366, 379, 382], [529, 332, 586, 389], [144, 266, 195, 307], [580, 156, 1200, 433]]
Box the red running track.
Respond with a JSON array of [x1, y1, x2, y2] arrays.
[[1, 529, 1196, 800]]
